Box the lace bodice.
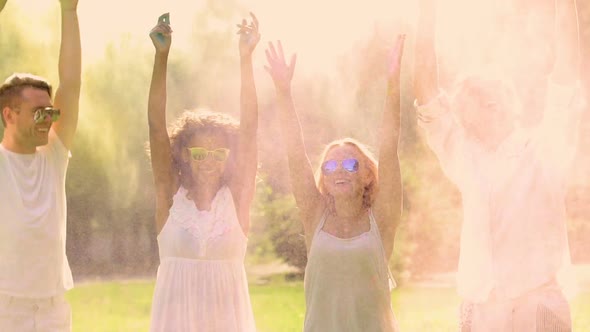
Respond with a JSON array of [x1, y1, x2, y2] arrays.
[[157, 186, 247, 260]]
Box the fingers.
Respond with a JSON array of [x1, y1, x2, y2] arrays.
[[236, 19, 248, 34], [268, 41, 279, 61], [151, 22, 173, 35], [236, 13, 260, 35], [265, 41, 295, 68], [289, 53, 297, 73], [277, 41, 285, 63], [149, 23, 173, 50], [250, 12, 259, 31], [265, 49, 273, 65]]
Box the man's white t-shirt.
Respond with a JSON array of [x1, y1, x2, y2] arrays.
[[0, 131, 73, 298], [416, 81, 584, 302]]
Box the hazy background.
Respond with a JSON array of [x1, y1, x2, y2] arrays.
[[0, 0, 589, 282]]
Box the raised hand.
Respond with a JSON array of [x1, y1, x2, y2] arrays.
[[59, 0, 78, 11], [265, 41, 297, 93], [150, 20, 172, 54], [237, 12, 260, 58]]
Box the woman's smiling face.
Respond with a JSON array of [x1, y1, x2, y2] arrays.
[[185, 131, 230, 186], [321, 145, 369, 199]]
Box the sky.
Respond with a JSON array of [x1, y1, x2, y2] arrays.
[[11, 0, 523, 78], [12, 0, 417, 73]]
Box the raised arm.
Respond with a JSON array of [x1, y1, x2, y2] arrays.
[[51, 0, 81, 150], [372, 35, 405, 259], [550, 0, 580, 84], [413, 0, 439, 105], [539, 0, 583, 174], [264, 41, 323, 233], [0, 0, 7, 12], [412, 0, 465, 186], [148, 17, 175, 233], [231, 13, 261, 234]]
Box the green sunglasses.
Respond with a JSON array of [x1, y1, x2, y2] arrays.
[[187, 147, 230, 162]]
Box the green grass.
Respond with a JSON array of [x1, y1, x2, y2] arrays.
[[66, 279, 590, 332]]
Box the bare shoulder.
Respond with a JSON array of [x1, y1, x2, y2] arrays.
[[300, 197, 326, 237]]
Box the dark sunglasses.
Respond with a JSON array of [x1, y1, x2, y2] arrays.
[[321, 158, 359, 175], [33, 107, 60, 124], [188, 147, 230, 162]]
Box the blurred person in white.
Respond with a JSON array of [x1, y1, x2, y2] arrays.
[[413, 0, 585, 330], [0, 0, 81, 331]]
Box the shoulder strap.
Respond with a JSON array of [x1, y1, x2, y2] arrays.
[[306, 209, 329, 251], [368, 209, 397, 290], [314, 209, 329, 237]]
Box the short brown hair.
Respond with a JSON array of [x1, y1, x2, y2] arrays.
[[0, 73, 53, 126]]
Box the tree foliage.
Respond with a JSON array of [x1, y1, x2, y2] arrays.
[[0, 1, 588, 280]]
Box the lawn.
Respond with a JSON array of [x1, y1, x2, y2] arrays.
[[67, 278, 590, 332]]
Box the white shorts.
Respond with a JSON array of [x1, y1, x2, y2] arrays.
[[459, 282, 571, 332], [0, 293, 71, 332]]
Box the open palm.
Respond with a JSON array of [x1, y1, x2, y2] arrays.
[[237, 12, 260, 57], [265, 41, 297, 92]]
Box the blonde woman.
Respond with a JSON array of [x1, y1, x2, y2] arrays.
[[264, 35, 405, 332]]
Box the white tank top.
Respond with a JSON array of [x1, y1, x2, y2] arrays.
[[303, 209, 399, 332]]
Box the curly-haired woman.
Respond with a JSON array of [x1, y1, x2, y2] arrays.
[[146, 13, 260, 332]]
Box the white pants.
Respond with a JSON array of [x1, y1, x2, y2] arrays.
[[0, 293, 71, 332], [460, 282, 571, 332]]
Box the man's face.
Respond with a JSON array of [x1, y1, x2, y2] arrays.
[[7, 87, 54, 150], [453, 79, 515, 149]]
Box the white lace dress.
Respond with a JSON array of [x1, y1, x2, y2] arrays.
[[149, 186, 256, 332]]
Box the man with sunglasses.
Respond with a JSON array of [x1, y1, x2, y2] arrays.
[[0, 1, 81, 331], [414, 0, 583, 330]]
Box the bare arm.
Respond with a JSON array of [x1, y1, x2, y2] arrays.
[[51, 0, 81, 150], [373, 35, 405, 259], [413, 0, 439, 106], [551, 0, 580, 84], [265, 41, 323, 234], [412, 0, 465, 186], [538, 0, 583, 174], [231, 13, 261, 235], [148, 19, 176, 233]]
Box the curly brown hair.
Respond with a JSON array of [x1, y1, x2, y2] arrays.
[[0, 73, 52, 127], [315, 138, 379, 210], [168, 109, 239, 189]]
